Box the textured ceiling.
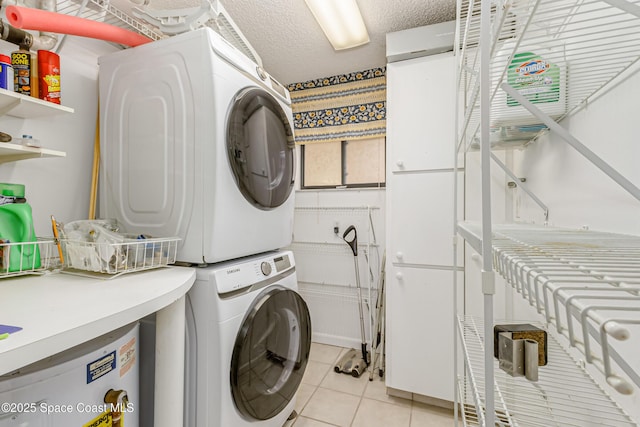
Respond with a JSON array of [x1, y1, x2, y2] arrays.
[[219, 0, 456, 85]]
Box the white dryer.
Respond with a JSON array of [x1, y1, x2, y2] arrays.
[[98, 27, 296, 265], [185, 250, 311, 427]]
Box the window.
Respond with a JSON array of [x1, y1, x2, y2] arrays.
[[301, 137, 386, 189]]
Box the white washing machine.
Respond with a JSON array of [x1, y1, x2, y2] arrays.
[[98, 27, 296, 265], [0, 323, 139, 427], [185, 250, 311, 427]]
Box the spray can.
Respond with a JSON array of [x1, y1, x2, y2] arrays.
[[11, 45, 31, 96], [0, 55, 13, 91], [37, 50, 60, 104]]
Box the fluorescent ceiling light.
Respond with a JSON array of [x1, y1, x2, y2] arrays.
[[304, 0, 370, 51]]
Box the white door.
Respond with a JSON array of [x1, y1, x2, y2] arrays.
[[385, 267, 463, 401], [226, 87, 295, 209], [231, 287, 311, 420], [387, 170, 464, 267], [387, 53, 456, 172]]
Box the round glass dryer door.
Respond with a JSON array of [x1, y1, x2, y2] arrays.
[[230, 286, 311, 420], [227, 87, 295, 209]]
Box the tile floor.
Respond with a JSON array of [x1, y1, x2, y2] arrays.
[[284, 343, 455, 427]]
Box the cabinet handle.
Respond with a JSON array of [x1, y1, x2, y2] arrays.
[[395, 272, 403, 280], [396, 160, 404, 168], [396, 251, 403, 260]]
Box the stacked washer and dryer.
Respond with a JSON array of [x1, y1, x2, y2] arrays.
[[99, 27, 311, 427]]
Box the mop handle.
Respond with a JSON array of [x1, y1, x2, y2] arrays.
[[353, 256, 369, 365], [344, 225, 368, 365], [343, 225, 358, 256]]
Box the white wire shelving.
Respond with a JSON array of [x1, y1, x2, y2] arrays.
[[461, 221, 640, 393], [458, 0, 640, 153], [288, 241, 378, 255], [455, 0, 640, 425], [458, 315, 636, 426], [56, 0, 165, 41], [458, 378, 483, 427], [54, 0, 261, 65]]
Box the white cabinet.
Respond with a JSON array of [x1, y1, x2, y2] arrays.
[[387, 53, 456, 172], [386, 267, 463, 401], [387, 171, 463, 267], [385, 49, 461, 402]]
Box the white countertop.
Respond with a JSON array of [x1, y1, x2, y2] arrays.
[[0, 266, 196, 376]]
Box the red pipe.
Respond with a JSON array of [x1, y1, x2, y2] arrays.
[[6, 5, 153, 47]]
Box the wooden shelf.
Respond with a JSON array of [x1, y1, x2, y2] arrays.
[[0, 88, 73, 118], [0, 142, 66, 163]]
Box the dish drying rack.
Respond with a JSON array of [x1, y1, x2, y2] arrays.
[[54, 0, 262, 65], [0, 238, 61, 278], [62, 235, 180, 278]]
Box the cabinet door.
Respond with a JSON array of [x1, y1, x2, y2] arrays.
[[385, 266, 463, 401], [387, 53, 455, 172], [387, 170, 464, 267]]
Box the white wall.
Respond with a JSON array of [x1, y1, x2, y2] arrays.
[[501, 66, 640, 421], [292, 187, 385, 349], [290, 145, 386, 348], [513, 81, 640, 233], [0, 37, 119, 236]]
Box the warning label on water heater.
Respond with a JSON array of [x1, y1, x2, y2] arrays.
[[83, 411, 112, 427], [87, 351, 116, 384], [119, 337, 136, 378]]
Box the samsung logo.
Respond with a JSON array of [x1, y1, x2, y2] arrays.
[[226, 268, 240, 274]]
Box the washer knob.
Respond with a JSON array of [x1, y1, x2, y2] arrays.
[[261, 262, 272, 276]]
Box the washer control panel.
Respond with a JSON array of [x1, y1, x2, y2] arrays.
[[273, 254, 291, 272], [214, 251, 295, 295]]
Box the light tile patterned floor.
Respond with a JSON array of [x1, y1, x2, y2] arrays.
[[284, 343, 455, 427]]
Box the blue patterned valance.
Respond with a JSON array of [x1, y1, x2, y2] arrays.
[[287, 67, 386, 145]]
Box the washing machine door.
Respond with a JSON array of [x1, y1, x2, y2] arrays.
[[230, 286, 311, 420], [227, 87, 295, 210]]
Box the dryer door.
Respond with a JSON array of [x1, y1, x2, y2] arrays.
[[230, 286, 311, 420], [227, 87, 295, 210]]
